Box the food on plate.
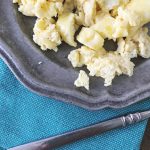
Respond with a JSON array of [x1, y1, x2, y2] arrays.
[[117, 0, 150, 27], [63, 0, 76, 12], [69, 46, 134, 86], [86, 52, 134, 86], [117, 28, 150, 58], [33, 18, 61, 51], [13, 0, 63, 18], [68, 46, 105, 68], [91, 13, 116, 39], [74, 70, 89, 90], [13, 0, 36, 16], [34, 0, 63, 19], [77, 27, 104, 51], [56, 13, 77, 47], [13, 0, 150, 90]]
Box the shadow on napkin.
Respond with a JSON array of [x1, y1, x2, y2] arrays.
[[141, 119, 150, 150]]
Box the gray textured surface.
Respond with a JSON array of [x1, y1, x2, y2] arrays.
[[0, 0, 150, 110]]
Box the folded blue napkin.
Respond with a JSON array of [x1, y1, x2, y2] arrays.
[[0, 59, 150, 150]]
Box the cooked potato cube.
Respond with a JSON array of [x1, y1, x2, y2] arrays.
[[83, 0, 96, 26], [118, 0, 150, 27], [77, 27, 104, 51], [91, 14, 115, 39], [56, 13, 77, 47]]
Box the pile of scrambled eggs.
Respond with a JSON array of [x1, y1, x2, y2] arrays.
[[13, 0, 150, 90]]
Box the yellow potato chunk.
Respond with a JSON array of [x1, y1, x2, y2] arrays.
[[75, 0, 96, 26], [83, 0, 96, 26], [96, 0, 130, 12], [33, 18, 61, 51], [91, 14, 116, 39], [118, 0, 150, 27], [92, 13, 129, 39], [77, 27, 104, 51], [112, 17, 129, 38], [56, 13, 77, 47]]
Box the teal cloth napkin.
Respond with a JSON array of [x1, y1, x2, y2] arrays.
[[0, 59, 150, 150]]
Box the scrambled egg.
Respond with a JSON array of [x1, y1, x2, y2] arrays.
[[87, 52, 134, 86], [68, 46, 106, 68], [33, 18, 61, 51], [74, 70, 89, 90], [117, 38, 138, 59], [132, 28, 150, 58], [34, 0, 63, 19], [14, 0, 150, 90], [13, 0, 36, 16], [117, 28, 150, 58], [68, 46, 134, 86], [13, 0, 63, 18]]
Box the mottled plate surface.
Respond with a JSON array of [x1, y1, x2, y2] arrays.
[[1, 0, 150, 110]]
